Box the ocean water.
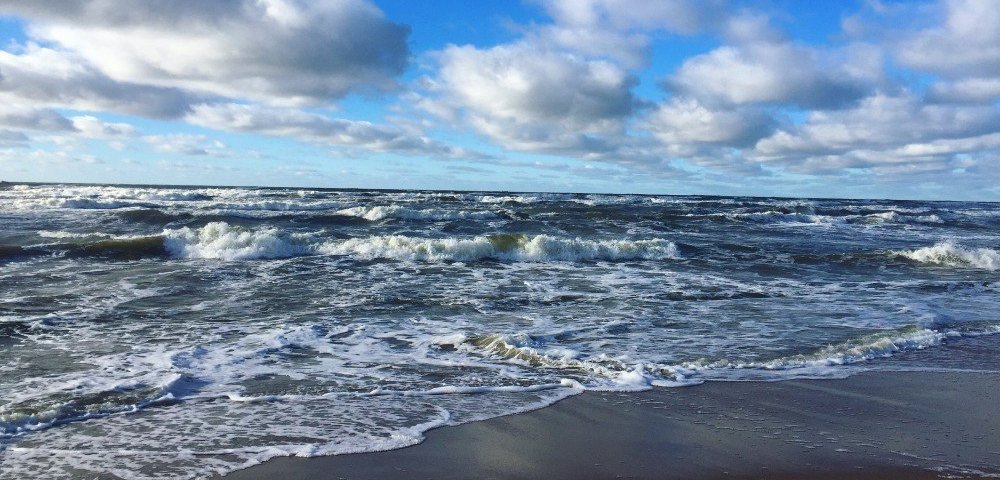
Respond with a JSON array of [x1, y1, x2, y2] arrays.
[[1, 183, 998, 478]]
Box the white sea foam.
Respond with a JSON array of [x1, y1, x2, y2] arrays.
[[318, 234, 680, 262], [895, 242, 999, 270]]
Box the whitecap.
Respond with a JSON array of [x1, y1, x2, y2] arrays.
[[894, 242, 999, 270], [162, 222, 310, 261]]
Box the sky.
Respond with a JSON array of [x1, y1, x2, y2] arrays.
[[0, 0, 998, 200]]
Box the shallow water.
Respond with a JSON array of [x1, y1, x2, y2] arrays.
[[1, 183, 998, 478]]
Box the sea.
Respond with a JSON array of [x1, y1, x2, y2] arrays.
[[1, 182, 998, 478]]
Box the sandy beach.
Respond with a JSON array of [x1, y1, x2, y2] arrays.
[[223, 369, 1000, 479]]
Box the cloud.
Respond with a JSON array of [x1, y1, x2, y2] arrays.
[[143, 133, 227, 157], [538, 0, 723, 34], [0, 0, 996, 197], [425, 41, 638, 156], [532, 0, 726, 67], [647, 98, 775, 148], [2, 0, 410, 105], [70, 116, 138, 139], [664, 16, 881, 109], [0, 106, 75, 131], [0, 105, 137, 152], [420, 6, 887, 175], [892, 0, 1000, 106], [186, 103, 485, 158], [0, 44, 197, 117], [416, 1, 731, 160], [896, 0, 1000, 79], [927, 78, 1000, 103], [0, 105, 136, 147], [645, 14, 888, 175], [752, 92, 1000, 174], [0, 129, 30, 148], [641, 5, 999, 186]]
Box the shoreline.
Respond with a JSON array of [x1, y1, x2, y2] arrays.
[[222, 370, 1000, 479]]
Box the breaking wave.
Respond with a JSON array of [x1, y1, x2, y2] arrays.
[[683, 324, 1000, 375], [894, 242, 999, 270], [16, 226, 1000, 271], [317, 233, 680, 262], [453, 324, 1000, 389], [162, 222, 311, 261], [0, 376, 183, 435], [447, 333, 658, 389], [6, 223, 682, 263]]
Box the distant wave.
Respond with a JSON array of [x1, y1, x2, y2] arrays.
[[894, 242, 999, 270], [692, 209, 946, 227], [478, 194, 541, 204], [851, 211, 944, 224], [34, 198, 148, 210], [732, 211, 836, 224], [334, 205, 497, 222]]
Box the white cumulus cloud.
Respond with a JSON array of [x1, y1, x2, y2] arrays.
[[1, 0, 410, 106]]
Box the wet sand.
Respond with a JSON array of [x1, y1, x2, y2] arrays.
[[223, 370, 1000, 479]]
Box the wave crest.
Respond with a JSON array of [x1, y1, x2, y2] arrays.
[[158, 223, 679, 263], [451, 334, 663, 389], [894, 242, 999, 270], [163, 222, 309, 260], [682, 324, 1000, 376], [318, 234, 680, 262]]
